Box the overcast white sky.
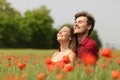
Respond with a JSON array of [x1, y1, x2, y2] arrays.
[[6, 0, 120, 49]]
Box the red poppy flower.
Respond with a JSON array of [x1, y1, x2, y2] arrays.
[[57, 61, 65, 71], [6, 63, 11, 67], [117, 59, 120, 65], [63, 65, 74, 72], [111, 70, 120, 79], [7, 56, 11, 61], [47, 63, 56, 72], [45, 58, 52, 65], [17, 62, 26, 70], [100, 48, 111, 58], [63, 55, 70, 64], [37, 73, 45, 80], [82, 53, 98, 66]]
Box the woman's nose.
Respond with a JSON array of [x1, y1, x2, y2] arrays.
[[58, 31, 62, 34]]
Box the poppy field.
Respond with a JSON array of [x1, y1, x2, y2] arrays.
[[0, 49, 120, 80]]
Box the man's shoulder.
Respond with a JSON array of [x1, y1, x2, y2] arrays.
[[86, 37, 98, 48], [85, 37, 99, 54]]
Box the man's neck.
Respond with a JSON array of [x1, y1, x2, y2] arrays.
[[77, 34, 88, 43]]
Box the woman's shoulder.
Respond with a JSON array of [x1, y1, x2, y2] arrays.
[[67, 49, 76, 56], [51, 51, 59, 57]]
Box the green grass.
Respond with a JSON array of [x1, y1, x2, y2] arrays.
[[0, 49, 57, 54], [0, 49, 120, 80]]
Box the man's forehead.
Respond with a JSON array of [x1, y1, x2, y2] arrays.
[[75, 16, 87, 21]]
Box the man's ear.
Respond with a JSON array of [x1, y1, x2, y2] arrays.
[[87, 25, 92, 30], [69, 37, 72, 40]]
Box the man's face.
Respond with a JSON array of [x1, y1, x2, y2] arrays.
[[73, 16, 91, 35]]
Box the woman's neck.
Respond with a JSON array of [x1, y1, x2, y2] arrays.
[[59, 42, 69, 52]]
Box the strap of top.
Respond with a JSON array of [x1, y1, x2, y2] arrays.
[[52, 50, 71, 59]]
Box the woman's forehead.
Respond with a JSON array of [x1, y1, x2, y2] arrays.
[[60, 26, 70, 31]]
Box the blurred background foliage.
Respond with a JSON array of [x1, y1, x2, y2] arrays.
[[0, 0, 102, 49]]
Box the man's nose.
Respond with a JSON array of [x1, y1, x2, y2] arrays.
[[74, 23, 78, 27], [75, 21, 79, 25]]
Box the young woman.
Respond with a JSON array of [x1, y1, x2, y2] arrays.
[[51, 25, 77, 65], [46, 25, 77, 73]]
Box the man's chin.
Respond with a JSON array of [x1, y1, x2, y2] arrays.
[[74, 32, 80, 34], [74, 32, 84, 36]]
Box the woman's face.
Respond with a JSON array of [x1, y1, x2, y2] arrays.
[[57, 26, 71, 42]]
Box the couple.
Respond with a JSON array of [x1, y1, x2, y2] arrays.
[[50, 11, 99, 70]]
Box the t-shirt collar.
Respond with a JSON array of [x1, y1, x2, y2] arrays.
[[79, 36, 90, 46]]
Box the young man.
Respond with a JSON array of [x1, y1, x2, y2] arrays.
[[73, 11, 99, 66]]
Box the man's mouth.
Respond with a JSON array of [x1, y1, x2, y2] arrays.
[[74, 27, 80, 29]]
